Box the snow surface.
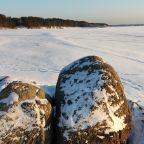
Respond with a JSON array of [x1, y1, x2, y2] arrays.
[[0, 76, 10, 92], [128, 101, 144, 144], [0, 26, 144, 142], [0, 92, 19, 106], [0, 27, 143, 105]]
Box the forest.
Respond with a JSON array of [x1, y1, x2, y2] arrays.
[[0, 14, 108, 28]]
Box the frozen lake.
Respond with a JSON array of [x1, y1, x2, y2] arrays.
[[0, 26, 144, 143], [0, 26, 143, 106]]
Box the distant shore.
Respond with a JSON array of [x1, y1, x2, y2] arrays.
[[111, 24, 144, 27], [0, 14, 108, 29]]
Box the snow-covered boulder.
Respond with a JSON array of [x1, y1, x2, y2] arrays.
[[0, 81, 53, 144], [55, 56, 131, 144]]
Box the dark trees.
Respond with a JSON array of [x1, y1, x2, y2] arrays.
[[0, 14, 108, 29]]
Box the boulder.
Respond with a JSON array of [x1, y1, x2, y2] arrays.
[[0, 81, 52, 144], [55, 56, 132, 144]]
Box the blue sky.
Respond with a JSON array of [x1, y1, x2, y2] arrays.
[[0, 0, 144, 24]]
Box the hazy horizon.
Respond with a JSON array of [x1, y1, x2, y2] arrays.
[[0, 0, 144, 25]]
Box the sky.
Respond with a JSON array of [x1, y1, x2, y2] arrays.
[[0, 0, 144, 24]]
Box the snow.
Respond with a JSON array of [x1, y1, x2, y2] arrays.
[[0, 92, 19, 106], [128, 101, 144, 144], [0, 26, 144, 142], [0, 95, 49, 142], [41, 85, 56, 98], [102, 89, 126, 134], [58, 70, 105, 131], [59, 82, 126, 139], [0, 76, 10, 92]]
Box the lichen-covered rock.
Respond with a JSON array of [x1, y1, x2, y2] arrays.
[[0, 81, 52, 144], [55, 56, 132, 144]]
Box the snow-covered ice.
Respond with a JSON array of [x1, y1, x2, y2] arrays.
[[0, 27, 143, 104], [0, 26, 144, 143]]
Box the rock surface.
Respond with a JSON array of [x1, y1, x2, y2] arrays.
[[0, 81, 52, 144], [55, 56, 132, 144]]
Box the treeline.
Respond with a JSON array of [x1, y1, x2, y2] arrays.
[[0, 14, 108, 28]]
